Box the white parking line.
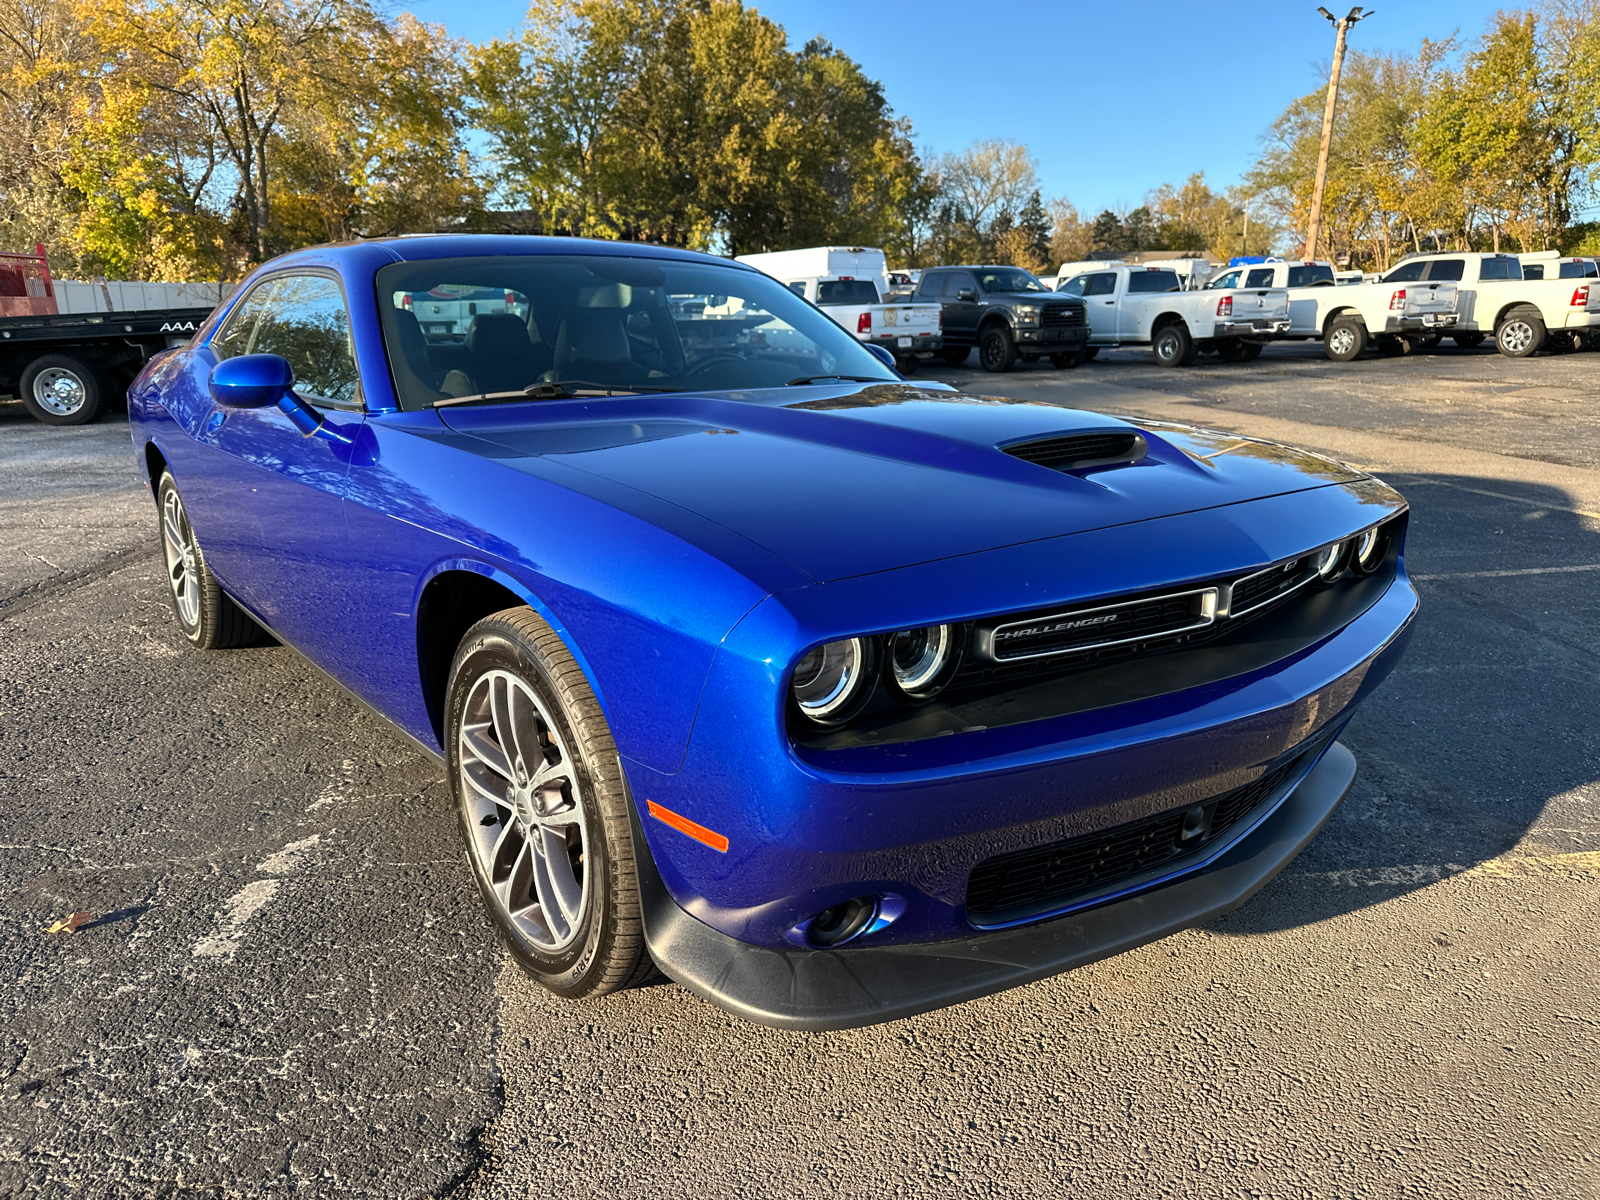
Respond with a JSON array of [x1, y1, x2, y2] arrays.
[[190, 834, 325, 959]]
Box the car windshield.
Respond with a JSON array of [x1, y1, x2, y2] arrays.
[[376, 254, 896, 410], [975, 268, 1048, 293]]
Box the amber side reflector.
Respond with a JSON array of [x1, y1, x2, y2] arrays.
[[646, 800, 729, 853]]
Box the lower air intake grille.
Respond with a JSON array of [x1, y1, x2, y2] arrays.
[[1229, 555, 1316, 616], [965, 754, 1304, 926], [1003, 430, 1147, 471]]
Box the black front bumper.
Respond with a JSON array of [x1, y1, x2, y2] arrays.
[[636, 741, 1357, 1030], [1016, 325, 1090, 348]]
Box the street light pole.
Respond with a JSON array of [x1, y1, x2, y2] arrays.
[[1305, 6, 1373, 260]]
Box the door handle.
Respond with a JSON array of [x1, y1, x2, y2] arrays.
[[1103, 300, 1115, 305]]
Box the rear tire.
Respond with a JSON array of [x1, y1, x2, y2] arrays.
[[1323, 316, 1367, 361], [1151, 322, 1195, 368], [446, 608, 653, 1000], [1081, 346, 1099, 361], [1217, 339, 1262, 363], [979, 325, 1017, 373], [20, 353, 111, 426], [1451, 332, 1486, 349], [155, 472, 259, 650], [1495, 306, 1545, 357], [940, 346, 970, 366]]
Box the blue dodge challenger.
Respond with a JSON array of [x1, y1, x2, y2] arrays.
[[128, 236, 1416, 1029]]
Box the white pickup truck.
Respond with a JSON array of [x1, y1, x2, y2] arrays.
[[777, 276, 943, 368], [1055, 264, 1289, 367], [1374, 252, 1600, 355], [1203, 258, 1458, 361]]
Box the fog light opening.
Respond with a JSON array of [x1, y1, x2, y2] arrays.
[[804, 896, 879, 948]]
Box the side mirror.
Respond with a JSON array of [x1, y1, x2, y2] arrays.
[[210, 354, 294, 408], [862, 342, 897, 371], [956, 288, 977, 302]]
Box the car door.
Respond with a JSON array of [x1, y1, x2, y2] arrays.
[[1081, 272, 1120, 341], [942, 271, 982, 344], [189, 271, 364, 653]]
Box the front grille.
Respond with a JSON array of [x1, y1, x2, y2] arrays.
[[1229, 555, 1316, 616], [1003, 430, 1146, 471], [984, 587, 1214, 662], [1041, 302, 1085, 327], [965, 754, 1304, 925]]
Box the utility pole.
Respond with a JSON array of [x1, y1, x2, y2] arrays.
[[1305, 6, 1374, 260]]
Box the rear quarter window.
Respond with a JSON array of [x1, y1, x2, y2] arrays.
[[1424, 259, 1465, 282], [1479, 256, 1522, 281]]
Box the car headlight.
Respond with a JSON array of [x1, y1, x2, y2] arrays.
[[884, 624, 961, 702], [1314, 539, 1349, 581], [1352, 525, 1388, 574], [791, 637, 877, 725], [1014, 304, 1039, 326]]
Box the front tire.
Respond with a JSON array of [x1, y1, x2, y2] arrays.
[[1151, 322, 1195, 368], [979, 325, 1017, 373], [1496, 306, 1545, 357], [155, 473, 258, 650], [447, 608, 652, 1000], [20, 354, 111, 425]]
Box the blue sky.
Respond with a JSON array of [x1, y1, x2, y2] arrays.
[[406, 0, 1513, 217]]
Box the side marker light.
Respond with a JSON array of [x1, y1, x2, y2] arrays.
[[646, 800, 729, 853]]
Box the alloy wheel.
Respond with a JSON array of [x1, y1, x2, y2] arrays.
[[161, 488, 201, 628], [1327, 327, 1355, 356], [458, 669, 589, 952], [32, 367, 87, 417], [1501, 321, 1534, 354]]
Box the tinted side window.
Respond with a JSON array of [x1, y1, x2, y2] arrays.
[[1479, 256, 1522, 281], [1425, 259, 1465, 281], [952, 273, 979, 296], [1287, 264, 1335, 287], [211, 283, 279, 361], [1557, 261, 1597, 278], [1085, 273, 1118, 296], [917, 273, 946, 298], [1383, 261, 1425, 283], [1128, 270, 1182, 293], [817, 280, 881, 305], [1244, 268, 1275, 288], [1058, 274, 1089, 295], [1206, 269, 1242, 290], [787, 281, 807, 297], [249, 275, 360, 406]]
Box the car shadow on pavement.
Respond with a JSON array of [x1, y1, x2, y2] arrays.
[[1215, 469, 1599, 936]]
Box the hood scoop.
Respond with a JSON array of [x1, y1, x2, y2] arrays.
[[1002, 429, 1148, 472]]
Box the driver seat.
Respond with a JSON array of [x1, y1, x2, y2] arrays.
[[551, 308, 643, 382]]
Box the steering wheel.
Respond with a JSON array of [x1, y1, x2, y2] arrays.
[[682, 354, 748, 378]]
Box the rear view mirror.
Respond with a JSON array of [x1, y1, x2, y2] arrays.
[[957, 288, 977, 302], [209, 354, 294, 409]]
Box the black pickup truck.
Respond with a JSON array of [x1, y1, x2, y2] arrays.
[[2, 306, 213, 425], [914, 265, 1090, 372]]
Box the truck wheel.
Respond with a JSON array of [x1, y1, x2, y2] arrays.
[[1217, 339, 1250, 362], [1324, 317, 1367, 361], [1049, 352, 1078, 369], [1080, 346, 1099, 362], [940, 346, 970, 366], [979, 326, 1017, 373], [1451, 332, 1486, 349], [1495, 307, 1545, 357], [20, 354, 111, 426], [1151, 323, 1195, 368]]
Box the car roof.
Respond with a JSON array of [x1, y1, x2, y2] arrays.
[[250, 234, 757, 275]]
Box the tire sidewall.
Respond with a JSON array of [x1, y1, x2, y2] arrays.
[[1497, 311, 1543, 357], [21, 355, 107, 426], [979, 326, 1014, 372], [1153, 326, 1188, 367], [446, 623, 616, 996], [1324, 319, 1366, 361]]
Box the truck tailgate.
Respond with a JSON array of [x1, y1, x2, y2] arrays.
[[1227, 289, 1289, 319], [1402, 282, 1457, 315], [878, 304, 940, 333]]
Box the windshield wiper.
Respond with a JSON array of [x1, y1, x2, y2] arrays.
[[431, 381, 671, 408], [785, 374, 890, 387]]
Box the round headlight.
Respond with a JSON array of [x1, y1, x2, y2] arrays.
[[1314, 539, 1348, 581], [791, 637, 875, 725], [1352, 525, 1387, 574], [885, 624, 958, 701]]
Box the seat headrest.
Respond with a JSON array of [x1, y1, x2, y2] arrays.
[[467, 312, 532, 356], [555, 308, 631, 366], [390, 307, 431, 367]]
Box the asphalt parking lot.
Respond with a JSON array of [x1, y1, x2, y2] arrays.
[[2, 339, 1597, 1198]]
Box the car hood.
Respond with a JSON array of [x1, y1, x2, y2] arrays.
[[437, 382, 1364, 583]]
